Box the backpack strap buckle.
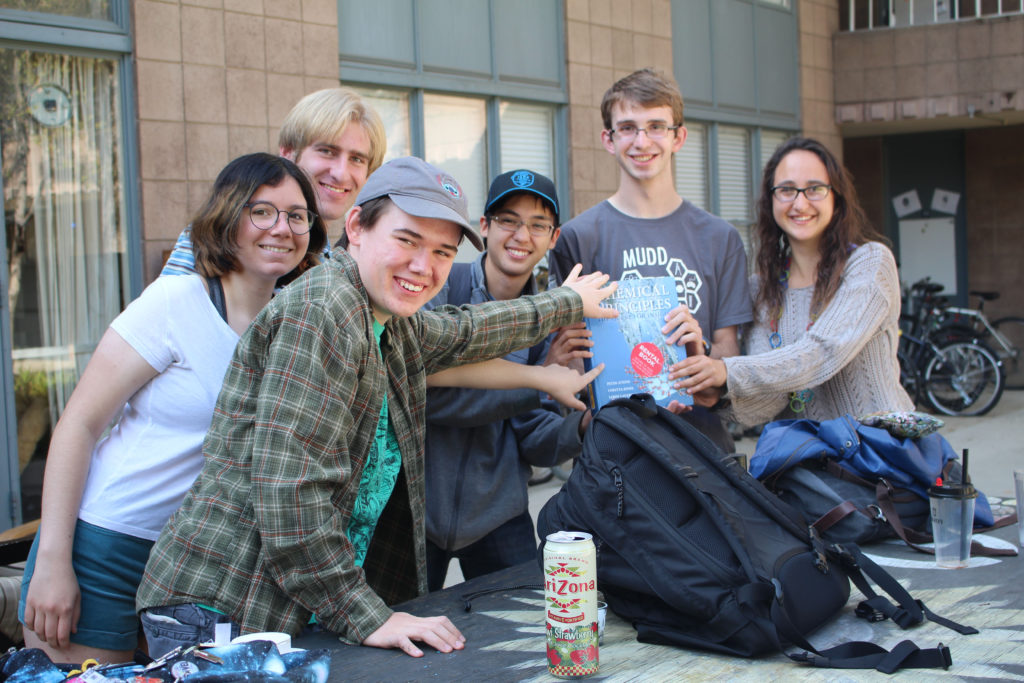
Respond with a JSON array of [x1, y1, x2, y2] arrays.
[[807, 526, 830, 572], [866, 504, 887, 523], [855, 600, 888, 622]]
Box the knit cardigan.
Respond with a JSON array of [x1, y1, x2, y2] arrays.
[[723, 241, 913, 426]]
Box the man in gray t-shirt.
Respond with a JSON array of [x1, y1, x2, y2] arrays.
[[549, 200, 751, 347], [549, 69, 751, 446]]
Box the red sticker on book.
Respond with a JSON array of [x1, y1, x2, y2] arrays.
[[630, 342, 664, 377]]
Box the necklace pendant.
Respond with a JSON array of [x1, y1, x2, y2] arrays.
[[788, 388, 815, 413], [768, 332, 782, 349]]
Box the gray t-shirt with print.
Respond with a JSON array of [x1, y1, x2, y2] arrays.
[[549, 200, 753, 337]]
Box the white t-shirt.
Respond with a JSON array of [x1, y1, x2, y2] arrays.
[[78, 274, 239, 540]]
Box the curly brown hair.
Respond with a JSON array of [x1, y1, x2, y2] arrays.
[[191, 153, 327, 287], [753, 137, 882, 323]]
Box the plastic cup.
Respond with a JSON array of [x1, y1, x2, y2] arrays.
[[928, 483, 977, 568], [1014, 469, 1024, 549]]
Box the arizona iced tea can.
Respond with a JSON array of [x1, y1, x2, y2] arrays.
[[544, 530, 599, 678]]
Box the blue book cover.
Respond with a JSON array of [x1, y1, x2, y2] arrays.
[[584, 276, 692, 409]]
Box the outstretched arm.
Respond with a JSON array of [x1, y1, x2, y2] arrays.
[[427, 358, 603, 412]]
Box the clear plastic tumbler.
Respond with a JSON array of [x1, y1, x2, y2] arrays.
[[928, 483, 977, 568]]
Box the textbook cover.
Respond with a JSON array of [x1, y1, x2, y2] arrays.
[[584, 276, 692, 409]]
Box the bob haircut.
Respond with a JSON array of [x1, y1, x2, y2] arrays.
[[191, 152, 327, 286], [754, 136, 882, 321], [278, 87, 387, 174], [600, 68, 685, 131]]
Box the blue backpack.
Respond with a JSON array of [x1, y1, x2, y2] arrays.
[[750, 416, 1014, 556]]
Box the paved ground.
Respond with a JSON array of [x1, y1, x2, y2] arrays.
[[446, 391, 1024, 587]]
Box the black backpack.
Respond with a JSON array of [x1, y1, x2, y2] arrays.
[[537, 394, 974, 672]]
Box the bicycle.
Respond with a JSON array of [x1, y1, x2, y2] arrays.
[[934, 291, 1024, 390], [899, 280, 1005, 416]]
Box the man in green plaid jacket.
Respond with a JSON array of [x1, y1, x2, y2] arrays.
[[136, 157, 616, 659]]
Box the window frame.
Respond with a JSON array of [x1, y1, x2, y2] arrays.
[[675, 122, 796, 260], [0, 0, 138, 530], [354, 84, 570, 222]]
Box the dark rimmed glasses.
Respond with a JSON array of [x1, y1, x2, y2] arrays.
[[771, 184, 832, 202], [489, 214, 555, 238], [244, 202, 317, 235], [608, 122, 680, 141]]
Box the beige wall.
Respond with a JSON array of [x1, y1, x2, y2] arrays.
[[799, 0, 842, 156], [834, 15, 1024, 135], [563, 0, 674, 217], [132, 0, 340, 283]]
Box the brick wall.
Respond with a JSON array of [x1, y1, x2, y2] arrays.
[[799, 0, 842, 156], [964, 125, 1024, 318], [834, 15, 1024, 133], [563, 0, 674, 216], [132, 0, 339, 283]]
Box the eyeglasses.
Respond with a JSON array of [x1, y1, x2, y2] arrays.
[[608, 122, 679, 141], [771, 184, 832, 202], [244, 202, 317, 235], [489, 214, 555, 238]]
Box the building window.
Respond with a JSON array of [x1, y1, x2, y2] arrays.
[[675, 122, 708, 211], [499, 100, 555, 180], [423, 93, 488, 220], [340, 0, 566, 249], [718, 125, 752, 224], [760, 129, 790, 168], [675, 122, 794, 256], [358, 87, 411, 163], [357, 87, 561, 226], [0, 0, 112, 20], [2, 47, 131, 526]]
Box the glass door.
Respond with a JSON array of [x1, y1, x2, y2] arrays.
[[1, 46, 129, 528]]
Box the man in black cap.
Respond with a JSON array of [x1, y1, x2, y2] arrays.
[[137, 158, 617, 659], [422, 170, 594, 591]]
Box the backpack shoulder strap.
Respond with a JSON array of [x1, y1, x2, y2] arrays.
[[445, 262, 474, 305]]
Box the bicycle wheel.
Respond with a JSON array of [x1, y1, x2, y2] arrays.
[[993, 316, 1024, 390], [923, 340, 1004, 416]]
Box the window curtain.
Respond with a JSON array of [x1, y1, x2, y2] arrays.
[[7, 49, 126, 428]]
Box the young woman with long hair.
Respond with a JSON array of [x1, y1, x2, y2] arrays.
[[674, 137, 913, 424]]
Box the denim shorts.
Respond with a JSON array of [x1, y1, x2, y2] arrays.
[[140, 604, 240, 659], [18, 519, 154, 651]]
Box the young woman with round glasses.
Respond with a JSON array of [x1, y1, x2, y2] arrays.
[[19, 153, 327, 663], [672, 136, 913, 424]]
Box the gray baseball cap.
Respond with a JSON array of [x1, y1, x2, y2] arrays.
[[354, 156, 483, 251]]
